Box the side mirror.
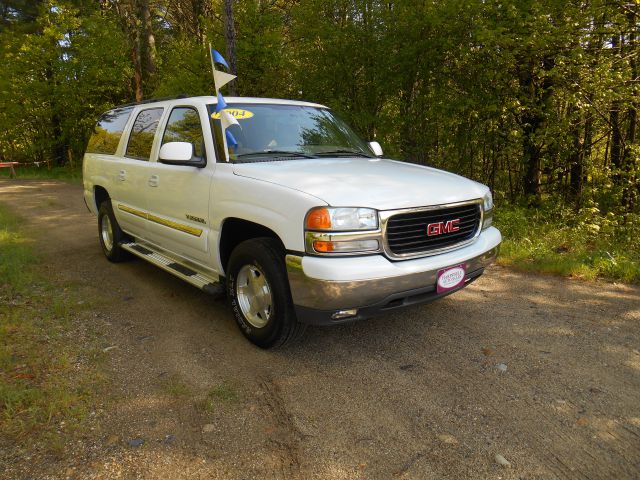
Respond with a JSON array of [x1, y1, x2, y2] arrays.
[[368, 141, 383, 157], [159, 142, 205, 167]]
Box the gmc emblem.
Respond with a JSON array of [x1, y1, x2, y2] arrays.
[[427, 219, 460, 236]]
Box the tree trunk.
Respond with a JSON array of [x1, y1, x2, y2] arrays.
[[569, 140, 581, 201], [610, 34, 622, 174], [131, 41, 143, 102], [113, 1, 144, 101], [45, 53, 65, 166], [518, 58, 553, 205], [520, 64, 543, 202], [140, 0, 156, 76], [223, 0, 238, 95], [51, 111, 65, 166], [568, 118, 592, 205], [522, 115, 542, 201], [622, 10, 638, 210]]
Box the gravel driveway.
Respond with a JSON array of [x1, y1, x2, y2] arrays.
[[1, 179, 639, 479]]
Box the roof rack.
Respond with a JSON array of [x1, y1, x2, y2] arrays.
[[113, 94, 190, 109]]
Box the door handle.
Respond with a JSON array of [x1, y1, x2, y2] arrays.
[[148, 175, 159, 187], [117, 170, 126, 181]]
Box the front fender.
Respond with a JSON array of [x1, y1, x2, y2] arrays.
[[210, 167, 327, 269]]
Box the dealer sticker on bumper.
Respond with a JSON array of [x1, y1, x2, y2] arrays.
[[436, 264, 466, 294]]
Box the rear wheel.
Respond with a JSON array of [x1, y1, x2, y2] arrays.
[[227, 238, 306, 348], [98, 201, 131, 262]]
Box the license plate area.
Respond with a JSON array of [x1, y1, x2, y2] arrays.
[[436, 264, 466, 294]]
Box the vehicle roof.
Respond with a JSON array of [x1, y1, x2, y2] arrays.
[[112, 96, 328, 111]]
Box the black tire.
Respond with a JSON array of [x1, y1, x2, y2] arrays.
[[226, 237, 306, 348], [97, 201, 131, 263]]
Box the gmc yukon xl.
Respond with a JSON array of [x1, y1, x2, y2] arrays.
[[83, 96, 501, 348]]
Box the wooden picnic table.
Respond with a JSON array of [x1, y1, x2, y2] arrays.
[[0, 162, 19, 178]]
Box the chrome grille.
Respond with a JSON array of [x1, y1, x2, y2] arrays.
[[385, 202, 481, 257]]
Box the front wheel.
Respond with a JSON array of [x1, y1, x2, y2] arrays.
[[227, 238, 306, 348]]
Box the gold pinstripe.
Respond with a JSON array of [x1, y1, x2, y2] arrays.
[[117, 204, 203, 237], [118, 204, 146, 219]]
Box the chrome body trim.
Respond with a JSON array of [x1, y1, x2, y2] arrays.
[[304, 230, 383, 255], [285, 243, 499, 311], [120, 241, 220, 290], [482, 207, 493, 230], [380, 198, 484, 260]]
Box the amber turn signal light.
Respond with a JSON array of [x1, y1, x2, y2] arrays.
[[312, 240, 334, 252], [306, 207, 332, 230]]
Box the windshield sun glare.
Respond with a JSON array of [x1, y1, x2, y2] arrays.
[[208, 103, 373, 162]]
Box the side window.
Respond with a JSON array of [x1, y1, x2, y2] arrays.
[[162, 107, 206, 160], [86, 107, 133, 155], [125, 108, 164, 161]]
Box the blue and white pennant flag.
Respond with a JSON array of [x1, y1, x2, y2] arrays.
[[210, 47, 236, 94], [209, 46, 238, 160]]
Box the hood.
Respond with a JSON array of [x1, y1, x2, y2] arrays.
[[232, 158, 488, 210]]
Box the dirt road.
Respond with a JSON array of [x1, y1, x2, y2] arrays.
[[1, 179, 639, 479]]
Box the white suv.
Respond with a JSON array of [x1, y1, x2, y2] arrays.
[[83, 96, 501, 348]]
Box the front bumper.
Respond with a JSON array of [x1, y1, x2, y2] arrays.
[[286, 226, 501, 325]]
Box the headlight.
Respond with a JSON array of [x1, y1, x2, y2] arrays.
[[305, 207, 381, 255], [305, 207, 378, 231], [483, 190, 493, 211], [482, 191, 493, 230]]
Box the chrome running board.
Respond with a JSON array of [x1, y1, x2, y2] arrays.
[[120, 241, 223, 295]]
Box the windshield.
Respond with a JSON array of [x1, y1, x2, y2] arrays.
[[207, 103, 373, 162]]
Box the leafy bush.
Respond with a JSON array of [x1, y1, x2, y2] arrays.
[[495, 202, 640, 283]]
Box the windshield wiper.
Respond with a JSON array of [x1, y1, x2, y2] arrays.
[[315, 149, 372, 158], [236, 150, 316, 159]]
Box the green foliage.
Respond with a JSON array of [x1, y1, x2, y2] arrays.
[[0, 164, 82, 183], [495, 203, 640, 283], [153, 36, 213, 97], [0, 1, 132, 166]]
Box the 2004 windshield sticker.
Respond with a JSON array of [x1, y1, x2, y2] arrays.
[[211, 109, 254, 120]]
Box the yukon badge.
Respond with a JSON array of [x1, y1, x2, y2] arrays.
[[186, 214, 206, 224], [427, 219, 460, 236]]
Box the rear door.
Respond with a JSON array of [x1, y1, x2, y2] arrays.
[[142, 104, 214, 265], [111, 107, 164, 239], [84, 106, 133, 215]]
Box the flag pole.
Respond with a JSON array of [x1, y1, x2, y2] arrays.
[[209, 43, 229, 161]]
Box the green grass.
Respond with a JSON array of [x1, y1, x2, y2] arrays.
[[0, 164, 82, 184], [161, 375, 192, 397], [0, 206, 35, 291], [494, 203, 640, 284], [0, 204, 102, 451], [197, 383, 239, 412]]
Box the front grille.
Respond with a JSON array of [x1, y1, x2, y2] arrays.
[[385, 203, 481, 256]]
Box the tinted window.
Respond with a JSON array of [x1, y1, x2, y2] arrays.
[[162, 107, 205, 159], [126, 108, 163, 160], [86, 107, 133, 155]]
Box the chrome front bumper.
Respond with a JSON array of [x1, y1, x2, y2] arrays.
[[285, 227, 501, 324]]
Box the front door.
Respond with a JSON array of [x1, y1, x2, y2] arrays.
[[143, 105, 214, 265]]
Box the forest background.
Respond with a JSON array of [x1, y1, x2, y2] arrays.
[[0, 0, 638, 282]]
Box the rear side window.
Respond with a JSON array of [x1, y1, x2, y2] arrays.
[[162, 107, 206, 160], [86, 107, 133, 155], [126, 108, 164, 161]]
